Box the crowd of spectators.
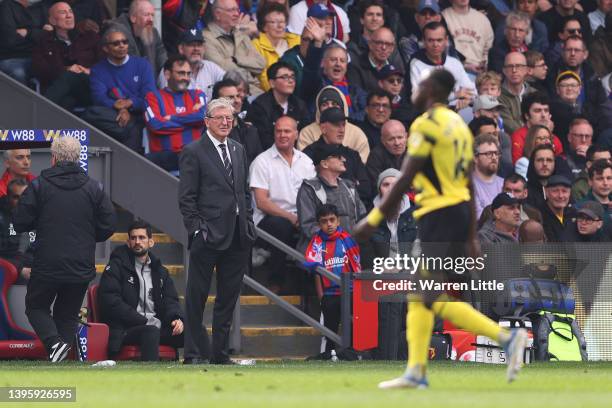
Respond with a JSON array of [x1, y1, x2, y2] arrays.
[[1, 0, 611, 293]]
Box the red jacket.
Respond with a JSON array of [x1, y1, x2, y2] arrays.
[[511, 126, 564, 164], [0, 170, 36, 197]]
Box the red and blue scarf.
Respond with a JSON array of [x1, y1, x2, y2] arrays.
[[303, 227, 360, 295]]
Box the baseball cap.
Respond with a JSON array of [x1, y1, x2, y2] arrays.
[[491, 192, 519, 211], [546, 175, 572, 188], [180, 28, 204, 44], [576, 201, 604, 220], [307, 4, 336, 19], [473, 95, 501, 112], [320, 107, 346, 124], [377, 64, 404, 80], [313, 143, 344, 166], [417, 0, 440, 14], [556, 70, 582, 86]]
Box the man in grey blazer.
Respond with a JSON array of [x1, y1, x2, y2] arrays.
[[179, 98, 256, 364]]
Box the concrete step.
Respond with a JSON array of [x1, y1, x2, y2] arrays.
[[110, 232, 176, 243], [201, 295, 304, 326]]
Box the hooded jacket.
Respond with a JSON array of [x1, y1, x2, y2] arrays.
[[297, 85, 370, 163], [13, 162, 116, 282], [98, 245, 184, 354], [477, 220, 517, 243], [524, 155, 573, 210]]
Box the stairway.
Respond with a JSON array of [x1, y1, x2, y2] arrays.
[[96, 218, 322, 359]]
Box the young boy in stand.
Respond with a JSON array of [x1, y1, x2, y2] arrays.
[[304, 204, 361, 359]]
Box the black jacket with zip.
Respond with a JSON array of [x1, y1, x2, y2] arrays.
[[98, 245, 183, 353], [13, 161, 115, 283]]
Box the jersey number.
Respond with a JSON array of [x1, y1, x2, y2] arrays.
[[453, 139, 469, 179]]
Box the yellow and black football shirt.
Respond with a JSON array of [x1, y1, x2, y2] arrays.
[[407, 104, 474, 219]]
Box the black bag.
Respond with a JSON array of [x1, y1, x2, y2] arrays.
[[429, 333, 452, 360]]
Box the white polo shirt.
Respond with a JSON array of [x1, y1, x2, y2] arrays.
[[249, 145, 316, 225]]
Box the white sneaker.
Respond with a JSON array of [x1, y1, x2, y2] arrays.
[[503, 328, 528, 383], [49, 342, 71, 363], [378, 368, 429, 390]]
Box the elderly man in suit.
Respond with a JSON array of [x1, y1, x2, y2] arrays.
[[179, 97, 256, 365]]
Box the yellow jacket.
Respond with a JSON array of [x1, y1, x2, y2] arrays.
[[252, 32, 301, 92]]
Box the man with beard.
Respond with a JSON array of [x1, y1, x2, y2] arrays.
[[108, 0, 168, 74], [525, 143, 572, 209], [158, 29, 225, 103], [99, 220, 184, 361], [85, 28, 156, 152], [472, 134, 504, 219], [144, 55, 206, 172], [354, 69, 528, 388]]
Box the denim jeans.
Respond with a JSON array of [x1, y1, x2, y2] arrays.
[[0, 57, 31, 85]]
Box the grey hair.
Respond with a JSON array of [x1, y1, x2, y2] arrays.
[[129, 0, 152, 17], [206, 98, 235, 117], [323, 42, 348, 60], [102, 26, 128, 43], [506, 11, 531, 30], [223, 70, 249, 93], [51, 137, 82, 163]]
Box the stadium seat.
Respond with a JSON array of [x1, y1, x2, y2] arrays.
[[0, 258, 47, 359], [87, 284, 178, 361]]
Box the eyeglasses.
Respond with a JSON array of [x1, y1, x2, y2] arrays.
[[503, 64, 527, 71], [368, 103, 391, 110], [371, 40, 395, 48], [207, 115, 234, 123], [107, 39, 128, 46], [569, 133, 592, 139], [558, 83, 580, 89], [476, 151, 500, 158], [566, 28, 582, 35], [273, 74, 296, 82], [564, 48, 585, 54], [577, 216, 599, 224], [385, 77, 403, 85], [531, 62, 547, 68]]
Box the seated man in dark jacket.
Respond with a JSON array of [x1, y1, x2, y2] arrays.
[[32, 1, 101, 110], [99, 220, 184, 361]]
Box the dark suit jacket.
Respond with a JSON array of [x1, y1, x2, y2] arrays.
[[178, 133, 256, 250]]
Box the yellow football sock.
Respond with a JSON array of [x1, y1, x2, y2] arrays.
[[431, 295, 507, 342], [407, 299, 435, 369]]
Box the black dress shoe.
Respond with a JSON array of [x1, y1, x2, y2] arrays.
[[183, 357, 209, 365]]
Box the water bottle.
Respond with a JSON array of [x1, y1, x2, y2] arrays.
[[331, 350, 339, 362]]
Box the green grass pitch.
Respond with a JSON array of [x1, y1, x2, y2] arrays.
[[1, 361, 611, 407]]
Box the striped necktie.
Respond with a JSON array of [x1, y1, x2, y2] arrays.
[[219, 143, 233, 183]]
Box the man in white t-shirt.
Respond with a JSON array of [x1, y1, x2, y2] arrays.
[[250, 116, 316, 292], [442, 0, 494, 76], [288, 1, 350, 43]]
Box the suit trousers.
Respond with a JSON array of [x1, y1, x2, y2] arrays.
[[25, 277, 89, 352], [183, 221, 249, 362]]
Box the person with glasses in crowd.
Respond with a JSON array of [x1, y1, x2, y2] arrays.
[[203, 0, 267, 96], [537, 0, 592, 44], [144, 55, 207, 172], [524, 50, 549, 94], [179, 97, 257, 365], [472, 134, 505, 219], [498, 52, 535, 137], [348, 27, 404, 94], [246, 61, 310, 150], [563, 200, 609, 241], [84, 28, 156, 153], [252, 2, 301, 92], [544, 15, 584, 68], [377, 64, 416, 127], [357, 90, 393, 148]]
